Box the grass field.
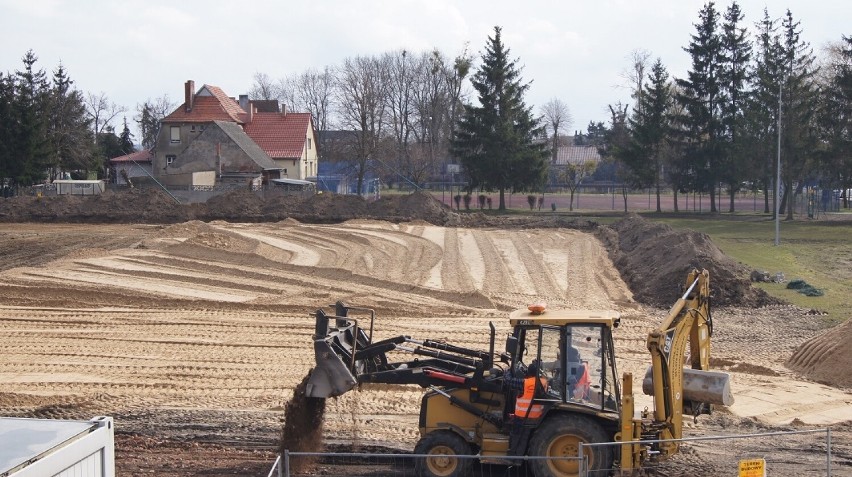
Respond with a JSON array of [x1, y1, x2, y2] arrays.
[[644, 215, 851, 323]]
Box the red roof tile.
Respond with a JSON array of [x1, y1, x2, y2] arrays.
[[163, 84, 246, 123], [243, 113, 313, 159], [109, 149, 153, 164]]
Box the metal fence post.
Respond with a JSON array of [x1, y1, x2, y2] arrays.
[[282, 450, 289, 477], [578, 442, 586, 477], [827, 427, 832, 477]]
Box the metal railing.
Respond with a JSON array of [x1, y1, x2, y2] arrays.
[[270, 428, 835, 477]]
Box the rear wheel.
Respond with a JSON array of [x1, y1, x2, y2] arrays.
[[414, 430, 472, 477], [528, 414, 613, 477]]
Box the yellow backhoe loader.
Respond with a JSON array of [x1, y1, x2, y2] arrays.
[[305, 269, 733, 476]]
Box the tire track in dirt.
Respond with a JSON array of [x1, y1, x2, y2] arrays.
[[508, 231, 564, 300]]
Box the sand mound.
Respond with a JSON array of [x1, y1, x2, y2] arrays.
[[787, 319, 852, 388], [598, 214, 778, 308]]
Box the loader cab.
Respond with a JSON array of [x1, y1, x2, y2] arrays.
[[509, 308, 621, 414]]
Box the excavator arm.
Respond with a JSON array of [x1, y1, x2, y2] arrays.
[[643, 269, 733, 457]]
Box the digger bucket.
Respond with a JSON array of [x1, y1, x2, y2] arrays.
[[305, 339, 358, 398], [642, 367, 734, 406]]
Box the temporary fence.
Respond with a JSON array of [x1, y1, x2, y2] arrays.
[[270, 451, 579, 477], [270, 428, 836, 477], [580, 428, 834, 476]]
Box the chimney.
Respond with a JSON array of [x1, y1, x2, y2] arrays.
[[238, 94, 249, 112], [281, 103, 286, 116], [184, 80, 195, 112]]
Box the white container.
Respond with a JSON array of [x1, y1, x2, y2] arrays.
[[0, 416, 115, 477]]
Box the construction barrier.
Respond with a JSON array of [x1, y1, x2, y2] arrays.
[[270, 428, 835, 477]]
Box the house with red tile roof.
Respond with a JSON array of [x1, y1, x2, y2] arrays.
[[153, 80, 318, 188]]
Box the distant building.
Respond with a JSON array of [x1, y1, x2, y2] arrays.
[[153, 80, 318, 188], [109, 149, 153, 185]]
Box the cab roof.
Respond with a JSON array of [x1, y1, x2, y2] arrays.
[[509, 308, 621, 328]]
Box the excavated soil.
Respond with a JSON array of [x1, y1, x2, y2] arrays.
[[0, 191, 850, 475]]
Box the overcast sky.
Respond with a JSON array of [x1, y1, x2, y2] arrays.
[[1, 0, 849, 137]]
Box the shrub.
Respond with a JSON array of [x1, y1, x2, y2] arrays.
[[463, 194, 472, 210], [477, 194, 487, 209], [527, 195, 536, 210], [453, 194, 461, 210]]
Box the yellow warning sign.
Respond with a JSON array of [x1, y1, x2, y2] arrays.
[[738, 458, 766, 477]]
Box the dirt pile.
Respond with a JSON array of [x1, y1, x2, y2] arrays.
[[787, 319, 852, 388], [597, 214, 778, 308], [0, 188, 192, 223], [280, 372, 326, 472], [0, 189, 461, 225]]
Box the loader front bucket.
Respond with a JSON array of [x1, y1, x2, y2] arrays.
[[305, 339, 358, 398]]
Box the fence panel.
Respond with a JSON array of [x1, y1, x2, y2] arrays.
[[271, 429, 837, 477]]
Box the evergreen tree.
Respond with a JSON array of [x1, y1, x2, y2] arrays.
[[626, 59, 673, 212], [451, 26, 549, 210], [719, 1, 752, 212], [12, 50, 53, 186], [0, 73, 14, 191], [49, 63, 94, 178], [818, 36, 852, 206], [119, 116, 135, 154], [776, 10, 820, 219], [676, 2, 724, 212], [743, 9, 783, 214]]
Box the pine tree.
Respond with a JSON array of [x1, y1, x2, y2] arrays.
[[49, 63, 95, 178], [627, 59, 673, 212], [13, 50, 53, 186], [451, 26, 549, 210], [120, 116, 135, 154], [777, 9, 820, 220], [818, 36, 852, 206], [676, 2, 724, 212], [743, 9, 783, 214], [719, 1, 752, 212], [0, 73, 14, 191]]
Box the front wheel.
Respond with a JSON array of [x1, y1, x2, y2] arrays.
[[414, 430, 472, 477], [528, 414, 613, 477]]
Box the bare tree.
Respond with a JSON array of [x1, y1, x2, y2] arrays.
[[335, 55, 389, 194], [294, 67, 334, 132], [620, 48, 652, 116], [85, 92, 126, 145], [560, 160, 596, 211], [384, 50, 417, 188], [248, 72, 283, 101], [540, 98, 573, 163]]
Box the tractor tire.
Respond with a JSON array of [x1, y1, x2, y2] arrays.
[[528, 414, 614, 477], [414, 430, 472, 477]]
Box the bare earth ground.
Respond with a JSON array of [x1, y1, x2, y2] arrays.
[[0, 220, 850, 476]]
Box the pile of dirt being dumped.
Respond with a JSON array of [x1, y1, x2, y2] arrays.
[[598, 214, 778, 308], [280, 372, 326, 472], [787, 319, 852, 388]]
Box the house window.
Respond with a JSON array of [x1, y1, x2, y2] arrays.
[[283, 168, 287, 175], [166, 155, 176, 166], [307, 138, 311, 149], [191, 125, 197, 132], [170, 126, 180, 143]]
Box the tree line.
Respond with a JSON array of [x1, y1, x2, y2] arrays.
[[603, 2, 852, 215], [0, 50, 176, 191]]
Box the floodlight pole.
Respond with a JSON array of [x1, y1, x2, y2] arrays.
[[774, 78, 782, 246]]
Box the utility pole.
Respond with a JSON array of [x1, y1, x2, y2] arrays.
[[774, 78, 782, 246]]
